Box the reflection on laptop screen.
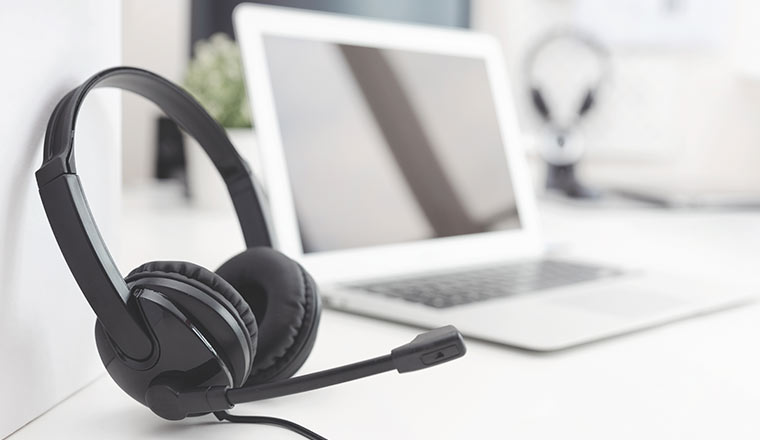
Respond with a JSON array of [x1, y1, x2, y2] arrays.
[[263, 35, 520, 253]]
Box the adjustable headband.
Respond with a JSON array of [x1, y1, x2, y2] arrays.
[[36, 67, 271, 361], [524, 27, 611, 87]]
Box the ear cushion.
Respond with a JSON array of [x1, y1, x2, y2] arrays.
[[216, 247, 321, 385], [126, 261, 258, 354], [578, 87, 596, 117], [531, 86, 551, 121]]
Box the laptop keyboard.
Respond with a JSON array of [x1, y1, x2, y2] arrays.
[[350, 260, 622, 309]]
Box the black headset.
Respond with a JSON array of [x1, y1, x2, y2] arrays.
[[36, 67, 465, 438]]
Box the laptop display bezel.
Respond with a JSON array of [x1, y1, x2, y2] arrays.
[[234, 4, 542, 284]]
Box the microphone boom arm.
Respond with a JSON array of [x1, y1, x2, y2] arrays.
[[228, 354, 394, 404], [229, 324, 466, 404], [146, 326, 466, 420]]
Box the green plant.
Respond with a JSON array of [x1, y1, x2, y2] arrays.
[[184, 33, 252, 128]]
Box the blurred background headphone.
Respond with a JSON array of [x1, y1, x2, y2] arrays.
[[524, 28, 611, 199], [36, 67, 465, 439]]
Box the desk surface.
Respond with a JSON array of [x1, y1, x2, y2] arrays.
[[12, 190, 760, 439]]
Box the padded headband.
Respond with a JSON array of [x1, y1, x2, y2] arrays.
[[36, 67, 271, 361], [523, 28, 610, 86]]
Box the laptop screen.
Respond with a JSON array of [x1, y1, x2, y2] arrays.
[[263, 35, 521, 253]]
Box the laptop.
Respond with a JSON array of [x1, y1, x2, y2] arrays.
[[233, 4, 752, 351]]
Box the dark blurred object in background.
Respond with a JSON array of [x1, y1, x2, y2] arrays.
[[154, 117, 187, 188], [191, 0, 471, 53]]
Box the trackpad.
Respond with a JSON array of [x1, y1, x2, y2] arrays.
[[551, 286, 688, 318]]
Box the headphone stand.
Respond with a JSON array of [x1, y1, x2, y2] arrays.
[[546, 163, 600, 199]]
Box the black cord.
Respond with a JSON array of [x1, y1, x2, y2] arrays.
[[214, 411, 328, 440]]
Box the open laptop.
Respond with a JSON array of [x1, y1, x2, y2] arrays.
[[234, 4, 751, 351]]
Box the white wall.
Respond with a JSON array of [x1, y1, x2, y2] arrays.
[[472, 0, 760, 192], [0, 1, 121, 437], [121, 0, 190, 186]]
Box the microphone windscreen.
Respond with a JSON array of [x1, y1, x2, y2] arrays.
[[391, 326, 466, 373]]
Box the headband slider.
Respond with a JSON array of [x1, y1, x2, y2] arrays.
[[36, 156, 71, 188]]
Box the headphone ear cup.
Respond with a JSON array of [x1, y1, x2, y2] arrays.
[[126, 261, 258, 384], [531, 86, 551, 122], [578, 87, 596, 117], [216, 247, 321, 385]]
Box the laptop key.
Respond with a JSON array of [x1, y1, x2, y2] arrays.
[[350, 260, 622, 309]]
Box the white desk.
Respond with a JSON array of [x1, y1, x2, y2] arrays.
[[11, 190, 760, 439]]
